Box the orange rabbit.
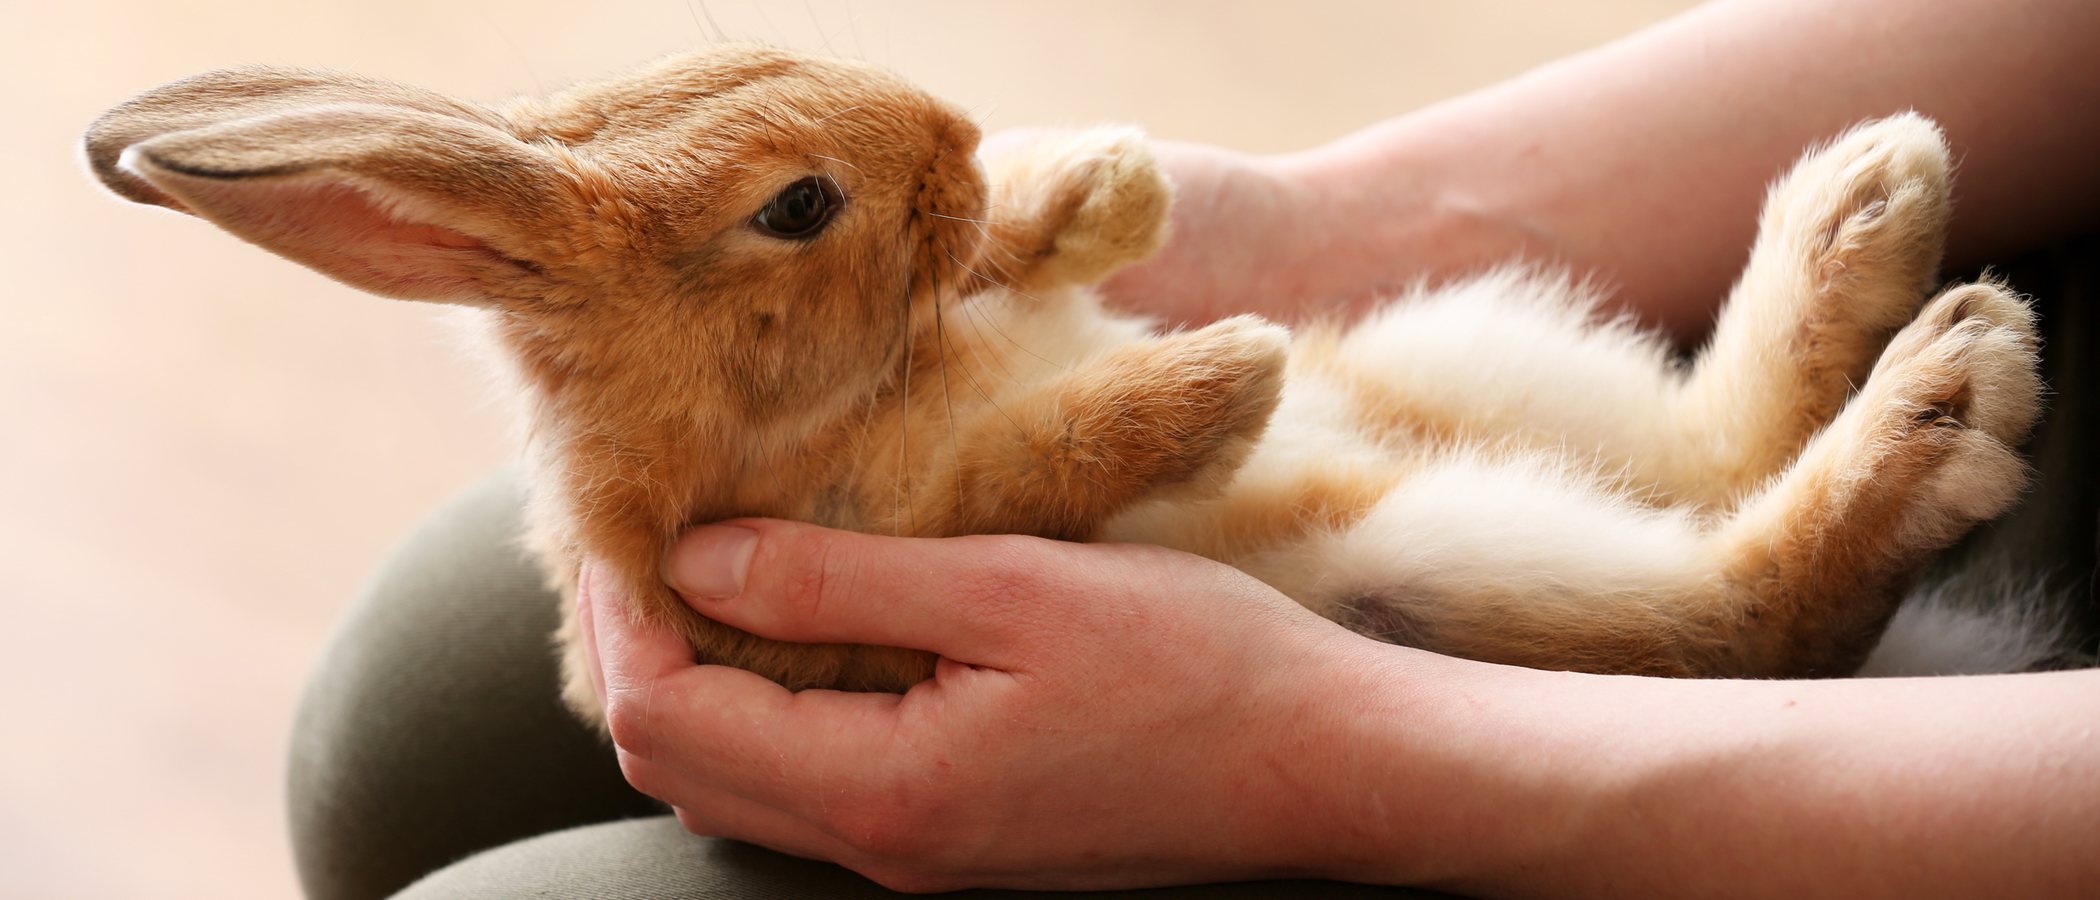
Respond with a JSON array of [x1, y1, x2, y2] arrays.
[[87, 46, 2048, 722]]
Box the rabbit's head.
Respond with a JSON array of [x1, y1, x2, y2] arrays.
[[86, 46, 1169, 453]]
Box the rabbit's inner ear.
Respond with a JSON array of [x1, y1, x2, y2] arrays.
[[124, 151, 547, 305], [86, 67, 510, 212]]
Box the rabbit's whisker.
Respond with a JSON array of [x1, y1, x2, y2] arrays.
[[917, 203, 1026, 301], [487, 19, 548, 93], [841, 0, 868, 60], [802, 0, 839, 56], [686, 0, 728, 43], [820, 170, 850, 211], [894, 234, 916, 536], [948, 291, 1024, 386], [950, 314, 1032, 431], [753, 423, 793, 508], [944, 212, 1029, 273], [930, 261, 966, 523], [824, 20, 867, 60], [943, 250, 1071, 371], [935, 250, 1032, 439], [809, 153, 862, 172], [929, 239, 1025, 407], [748, 0, 784, 43], [966, 99, 1004, 126]]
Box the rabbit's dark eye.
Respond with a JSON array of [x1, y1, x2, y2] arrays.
[[753, 176, 841, 239]]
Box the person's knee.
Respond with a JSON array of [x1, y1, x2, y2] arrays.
[[288, 470, 655, 900], [388, 818, 859, 899], [396, 819, 1438, 899]]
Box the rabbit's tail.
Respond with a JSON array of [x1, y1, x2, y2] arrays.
[[1858, 570, 2095, 676]]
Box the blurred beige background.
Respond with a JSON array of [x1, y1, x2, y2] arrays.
[[2, 1, 1697, 897]]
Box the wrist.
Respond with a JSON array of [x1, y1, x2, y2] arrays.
[[1277, 110, 1563, 311], [1278, 641, 1632, 891]]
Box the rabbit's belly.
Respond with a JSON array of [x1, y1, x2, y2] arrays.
[[1096, 368, 1431, 586], [1098, 355, 1705, 635]]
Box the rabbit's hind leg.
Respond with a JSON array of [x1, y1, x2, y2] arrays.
[[1265, 447, 1735, 677], [1670, 113, 1952, 508], [1278, 285, 2037, 679], [1706, 281, 2041, 675]]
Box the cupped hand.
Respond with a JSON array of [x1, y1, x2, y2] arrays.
[[577, 520, 1391, 892]]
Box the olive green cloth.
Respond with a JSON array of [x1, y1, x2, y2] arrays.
[[288, 472, 1440, 899], [391, 817, 1430, 900]]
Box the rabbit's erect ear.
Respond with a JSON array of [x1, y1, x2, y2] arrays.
[[86, 68, 510, 210], [977, 128, 1173, 292], [87, 71, 571, 304]]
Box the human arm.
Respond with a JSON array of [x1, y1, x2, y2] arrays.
[[1352, 651, 2100, 897], [1103, 0, 2100, 343], [581, 521, 2100, 896]]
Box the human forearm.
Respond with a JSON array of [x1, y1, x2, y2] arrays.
[[1311, 647, 2100, 896], [1289, 0, 2100, 343], [1535, 667, 2100, 898]]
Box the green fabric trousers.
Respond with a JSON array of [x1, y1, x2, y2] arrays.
[[286, 472, 1440, 899]]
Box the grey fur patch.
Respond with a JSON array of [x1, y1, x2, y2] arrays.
[[1858, 572, 2094, 676], [1333, 592, 1433, 648]]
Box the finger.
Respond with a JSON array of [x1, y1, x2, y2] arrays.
[[617, 749, 851, 862], [604, 657, 908, 811], [575, 563, 607, 707], [673, 804, 843, 865], [663, 519, 1056, 663], [588, 562, 701, 686]]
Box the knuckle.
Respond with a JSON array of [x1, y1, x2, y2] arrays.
[[777, 528, 856, 629], [673, 807, 720, 837], [844, 816, 925, 863], [613, 748, 661, 798], [831, 797, 933, 862], [828, 771, 960, 866], [951, 535, 1050, 604], [601, 694, 656, 760], [858, 865, 950, 895]]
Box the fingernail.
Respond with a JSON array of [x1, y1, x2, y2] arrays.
[[666, 525, 759, 600]]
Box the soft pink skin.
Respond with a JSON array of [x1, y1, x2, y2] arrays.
[[583, 523, 1376, 892], [584, 521, 2100, 896], [1093, 0, 2100, 346], [578, 0, 2100, 892]]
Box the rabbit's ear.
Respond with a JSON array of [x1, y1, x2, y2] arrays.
[[978, 128, 1173, 292], [86, 68, 510, 210], [87, 72, 569, 304]]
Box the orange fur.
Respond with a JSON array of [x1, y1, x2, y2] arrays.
[[87, 49, 2044, 721]]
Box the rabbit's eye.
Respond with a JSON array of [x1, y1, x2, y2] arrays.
[[753, 176, 840, 239]]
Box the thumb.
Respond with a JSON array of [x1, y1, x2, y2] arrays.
[[664, 519, 1057, 664]]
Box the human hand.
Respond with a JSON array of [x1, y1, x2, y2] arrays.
[[576, 520, 1399, 892], [980, 128, 1546, 330]]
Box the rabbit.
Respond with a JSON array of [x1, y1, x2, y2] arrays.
[[85, 45, 2045, 724]]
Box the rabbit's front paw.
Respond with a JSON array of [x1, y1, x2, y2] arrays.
[[1054, 314, 1289, 493], [981, 127, 1172, 290], [952, 316, 1287, 538]]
